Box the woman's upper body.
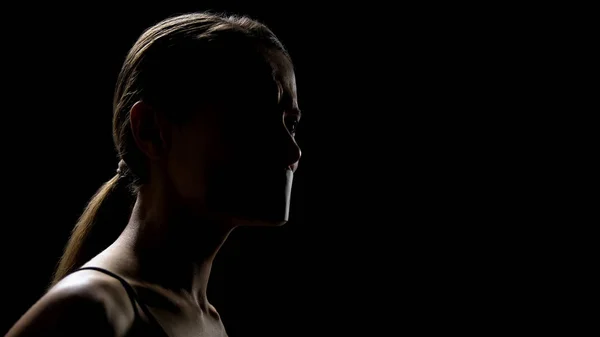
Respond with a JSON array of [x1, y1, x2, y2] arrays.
[[7, 11, 301, 337]]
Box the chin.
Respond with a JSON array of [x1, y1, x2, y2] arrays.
[[233, 216, 288, 227], [262, 219, 288, 227], [228, 187, 293, 227], [208, 167, 294, 228]]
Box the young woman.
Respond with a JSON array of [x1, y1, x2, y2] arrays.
[[7, 12, 302, 337]]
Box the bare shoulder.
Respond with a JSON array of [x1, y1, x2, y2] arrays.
[[6, 270, 135, 337]]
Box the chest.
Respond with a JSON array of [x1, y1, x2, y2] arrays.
[[144, 307, 228, 337]]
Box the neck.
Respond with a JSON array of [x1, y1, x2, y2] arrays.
[[112, 184, 235, 309]]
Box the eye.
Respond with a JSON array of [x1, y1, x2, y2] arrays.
[[284, 116, 300, 135]]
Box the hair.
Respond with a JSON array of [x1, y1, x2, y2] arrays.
[[50, 12, 291, 287]]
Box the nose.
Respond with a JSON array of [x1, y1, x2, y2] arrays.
[[286, 136, 302, 172], [280, 117, 302, 172]]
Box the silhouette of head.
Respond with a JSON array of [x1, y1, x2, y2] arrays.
[[113, 13, 301, 226]]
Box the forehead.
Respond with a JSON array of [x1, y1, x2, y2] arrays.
[[214, 49, 298, 115], [267, 50, 298, 108]]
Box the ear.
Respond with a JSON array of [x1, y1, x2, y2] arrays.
[[129, 101, 171, 160]]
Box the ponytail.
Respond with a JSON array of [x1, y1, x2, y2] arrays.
[[50, 173, 135, 287]]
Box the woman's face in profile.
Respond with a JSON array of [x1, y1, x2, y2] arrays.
[[167, 50, 301, 226]]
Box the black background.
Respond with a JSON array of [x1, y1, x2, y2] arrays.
[[0, 2, 543, 336]]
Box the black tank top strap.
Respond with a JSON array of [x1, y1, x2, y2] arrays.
[[74, 267, 141, 318], [73, 267, 165, 333]]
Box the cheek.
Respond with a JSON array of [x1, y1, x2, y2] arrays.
[[169, 134, 211, 197], [224, 118, 277, 162]]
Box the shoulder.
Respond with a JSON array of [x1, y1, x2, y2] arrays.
[[7, 270, 136, 337]]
